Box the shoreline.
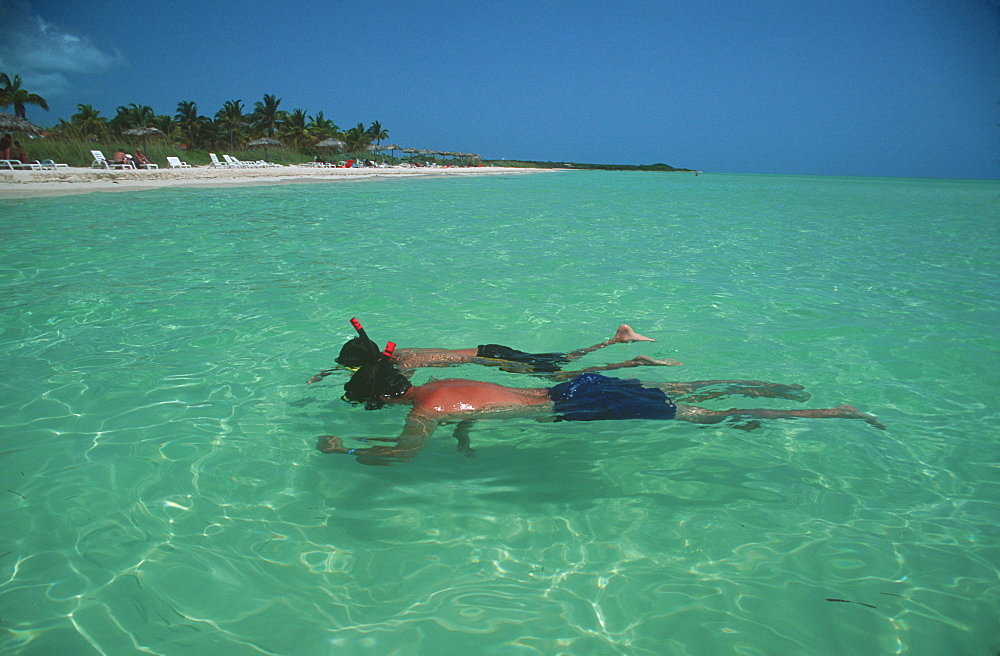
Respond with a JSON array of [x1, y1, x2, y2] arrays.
[[0, 165, 556, 199]]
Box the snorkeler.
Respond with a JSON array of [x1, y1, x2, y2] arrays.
[[307, 318, 682, 383], [316, 342, 886, 464]]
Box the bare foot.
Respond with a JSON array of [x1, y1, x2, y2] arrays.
[[317, 435, 345, 453], [614, 324, 655, 343], [630, 355, 682, 366], [837, 405, 886, 430]]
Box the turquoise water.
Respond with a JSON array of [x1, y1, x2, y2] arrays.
[[1, 172, 997, 655]]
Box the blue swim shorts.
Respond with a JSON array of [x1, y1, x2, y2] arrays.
[[476, 344, 570, 373], [548, 373, 677, 422]]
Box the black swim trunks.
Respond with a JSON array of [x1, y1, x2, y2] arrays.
[[548, 373, 677, 421], [475, 344, 570, 373]]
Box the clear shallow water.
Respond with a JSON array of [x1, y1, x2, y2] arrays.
[[1, 172, 997, 655]]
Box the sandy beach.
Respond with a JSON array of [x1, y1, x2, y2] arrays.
[[0, 164, 553, 198]]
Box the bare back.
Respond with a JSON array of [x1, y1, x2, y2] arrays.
[[404, 378, 552, 418]]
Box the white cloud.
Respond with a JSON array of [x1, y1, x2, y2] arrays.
[[0, 1, 124, 96]]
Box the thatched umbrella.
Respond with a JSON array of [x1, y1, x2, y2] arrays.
[[122, 126, 165, 146], [382, 143, 402, 157], [247, 137, 284, 161], [122, 126, 164, 138], [314, 138, 346, 164], [0, 113, 43, 135], [315, 138, 346, 151]]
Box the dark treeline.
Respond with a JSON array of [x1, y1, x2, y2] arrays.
[[2, 71, 389, 152], [52, 96, 387, 152]]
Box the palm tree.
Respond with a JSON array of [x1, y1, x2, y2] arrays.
[[175, 100, 210, 148], [277, 108, 311, 148], [0, 73, 49, 119], [150, 114, 178, 140], [70, 103, 107, 139], [252, 94, 285, 138], [111, 103, 155, 132], [343, 122, 371, 152], [367, 121, 388, 147], [307, 111, 338, 140], [214, 99, 245, 151]]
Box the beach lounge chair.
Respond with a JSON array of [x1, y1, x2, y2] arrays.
[[1, 159, 42, 170], [91, 150, 134, 170], [209, 153, 230, 168], [39, 159, 69, 170], [340, 159, 355, 168], [222, 154, 256, 168], [166, 156, 191, 169]]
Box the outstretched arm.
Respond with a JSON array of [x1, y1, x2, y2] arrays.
[[562, 324, 656, 361], [547, 355, 683, 379], [317, 412, 439, 464], [453, 419, 476, 458]]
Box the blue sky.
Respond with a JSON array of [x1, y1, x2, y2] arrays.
[[2, 0, 998, 179]]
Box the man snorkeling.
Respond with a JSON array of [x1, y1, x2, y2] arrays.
[[308, 318, 681, 383], [316, 341, 886, 465]]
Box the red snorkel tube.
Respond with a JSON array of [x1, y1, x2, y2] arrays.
[[307, 317, 382, 384]]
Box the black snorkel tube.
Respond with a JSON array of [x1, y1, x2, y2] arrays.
[[350, 317, 381, 362]]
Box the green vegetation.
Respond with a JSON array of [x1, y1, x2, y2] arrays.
[[0, 70, 414, 167], [0, 73, 49, 119], [2, 71, 694, 171]]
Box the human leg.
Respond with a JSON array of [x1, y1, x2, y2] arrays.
[[673, 403, 886, 429], [650, 380, 812, 403]]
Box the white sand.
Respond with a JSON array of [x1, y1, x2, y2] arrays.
[[0, 164, 555, 198]]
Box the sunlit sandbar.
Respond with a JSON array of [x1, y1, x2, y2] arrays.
[[0, 164, 555, 198]]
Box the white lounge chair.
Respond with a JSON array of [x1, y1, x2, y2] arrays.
[[239, 156, 268, 168], [1, 159, 42, 170], [39, 159, 69, 170], [208, 153, 230, 168], [166, 156, 191, 169], [222, 154, 245, 168], [91, 150, 134, 170], [225, 154, 265, 168]]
